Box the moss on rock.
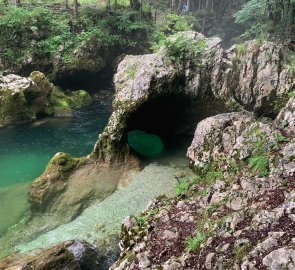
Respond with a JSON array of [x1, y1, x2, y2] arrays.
[[50, 87, 92, 117], [0, 71, 92, 125]]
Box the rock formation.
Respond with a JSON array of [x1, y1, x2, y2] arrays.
[[111, 96, 295, 270], [11, 31, 293, 269], [0, 71, 92, 126], [0, 240, 100, 270], [93, 32, 293, 164], [27, 31, 294, 221]]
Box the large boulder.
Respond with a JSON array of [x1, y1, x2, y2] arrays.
[[187, 112, 255, 170], [0, 71, 92, 126], [214, 41, 294, 115], [0, 240, 99, 270], [92, 32, 293, 163]]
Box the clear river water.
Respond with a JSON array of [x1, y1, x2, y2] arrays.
[[0, 93, 113, 238], [0, 90, 194, 266]]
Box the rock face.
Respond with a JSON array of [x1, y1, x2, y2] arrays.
[[93, 32, 293, 163], [0, 71, 91, 126], [187, 112, 255, 169], [0, 240, 100, 270], [275, 96, 295, 137], [214, 41, 294, 116], [111, 97, 295, 270]]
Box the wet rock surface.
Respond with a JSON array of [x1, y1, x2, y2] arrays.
[[0, 240, 101, 270]]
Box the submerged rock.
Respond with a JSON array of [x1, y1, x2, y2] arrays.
[[127, 130, 164, 157], [0, 239, 100, 270], [0, 71, 92, 126]]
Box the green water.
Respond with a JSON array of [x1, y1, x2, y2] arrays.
[[127, 130, 164, 157], [0, 95, 112, 236], [0, 98, 112, 188]]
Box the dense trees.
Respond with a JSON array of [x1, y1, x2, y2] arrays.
[[235, 0, 295, 41], [0, 0, 293, 44]]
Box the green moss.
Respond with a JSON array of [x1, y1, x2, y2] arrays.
[[50, 87, 92, 116], [50, 153, 79, 174], [0, 88, 35, 125], [127, 63, 137, 79]]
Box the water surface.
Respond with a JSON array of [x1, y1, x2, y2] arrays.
[[0, 94, 113, 237]]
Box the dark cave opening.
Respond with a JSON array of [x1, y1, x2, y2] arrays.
[[125, 93, 229, 158], [54, 68, 114, 94]]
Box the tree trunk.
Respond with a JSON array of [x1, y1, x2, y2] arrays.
[[65, 0, 70, 10], [73, 0, 79, 16], [16, 0, 21, 6], [106, 0, 111, 15]]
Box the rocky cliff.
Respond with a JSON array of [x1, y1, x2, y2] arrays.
[[111, 95, 295, 270]]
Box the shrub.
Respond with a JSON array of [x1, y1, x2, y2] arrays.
[[186, 232, 207, 252], [175, 180, 189, 196]]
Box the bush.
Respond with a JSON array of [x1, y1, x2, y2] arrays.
[[0, 5, 152, 68], [175, 180, 189, 196], [186, 232, 207, 252]]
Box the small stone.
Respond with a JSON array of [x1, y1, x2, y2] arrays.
[[205, 252, 215, 269]]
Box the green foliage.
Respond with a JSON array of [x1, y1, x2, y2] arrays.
[[272, 90, 295, 112], [201, 162, 225, 184], [158, 13, 198, 35], [175, 180, 189, 196], [236, 43, 247, 57], [136, 214, 148, 226], [127, 63, 137, 79], [234, 0, 295, 41], [186, 232, 207, 252], [245, 127, 272, 177], [284, 54, 295, 75], [0, 5, 152, 68], [276, 134, 290, 143], [248, 154, 269, 177], [152, 31, 206, 67]]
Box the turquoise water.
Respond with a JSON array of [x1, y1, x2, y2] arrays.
[[0, 96, 112, 188], [0, 94, 112, 237]]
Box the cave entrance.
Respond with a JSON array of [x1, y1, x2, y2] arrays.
[[125, 94, 201, 159], [54, 68, 114, 94]]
